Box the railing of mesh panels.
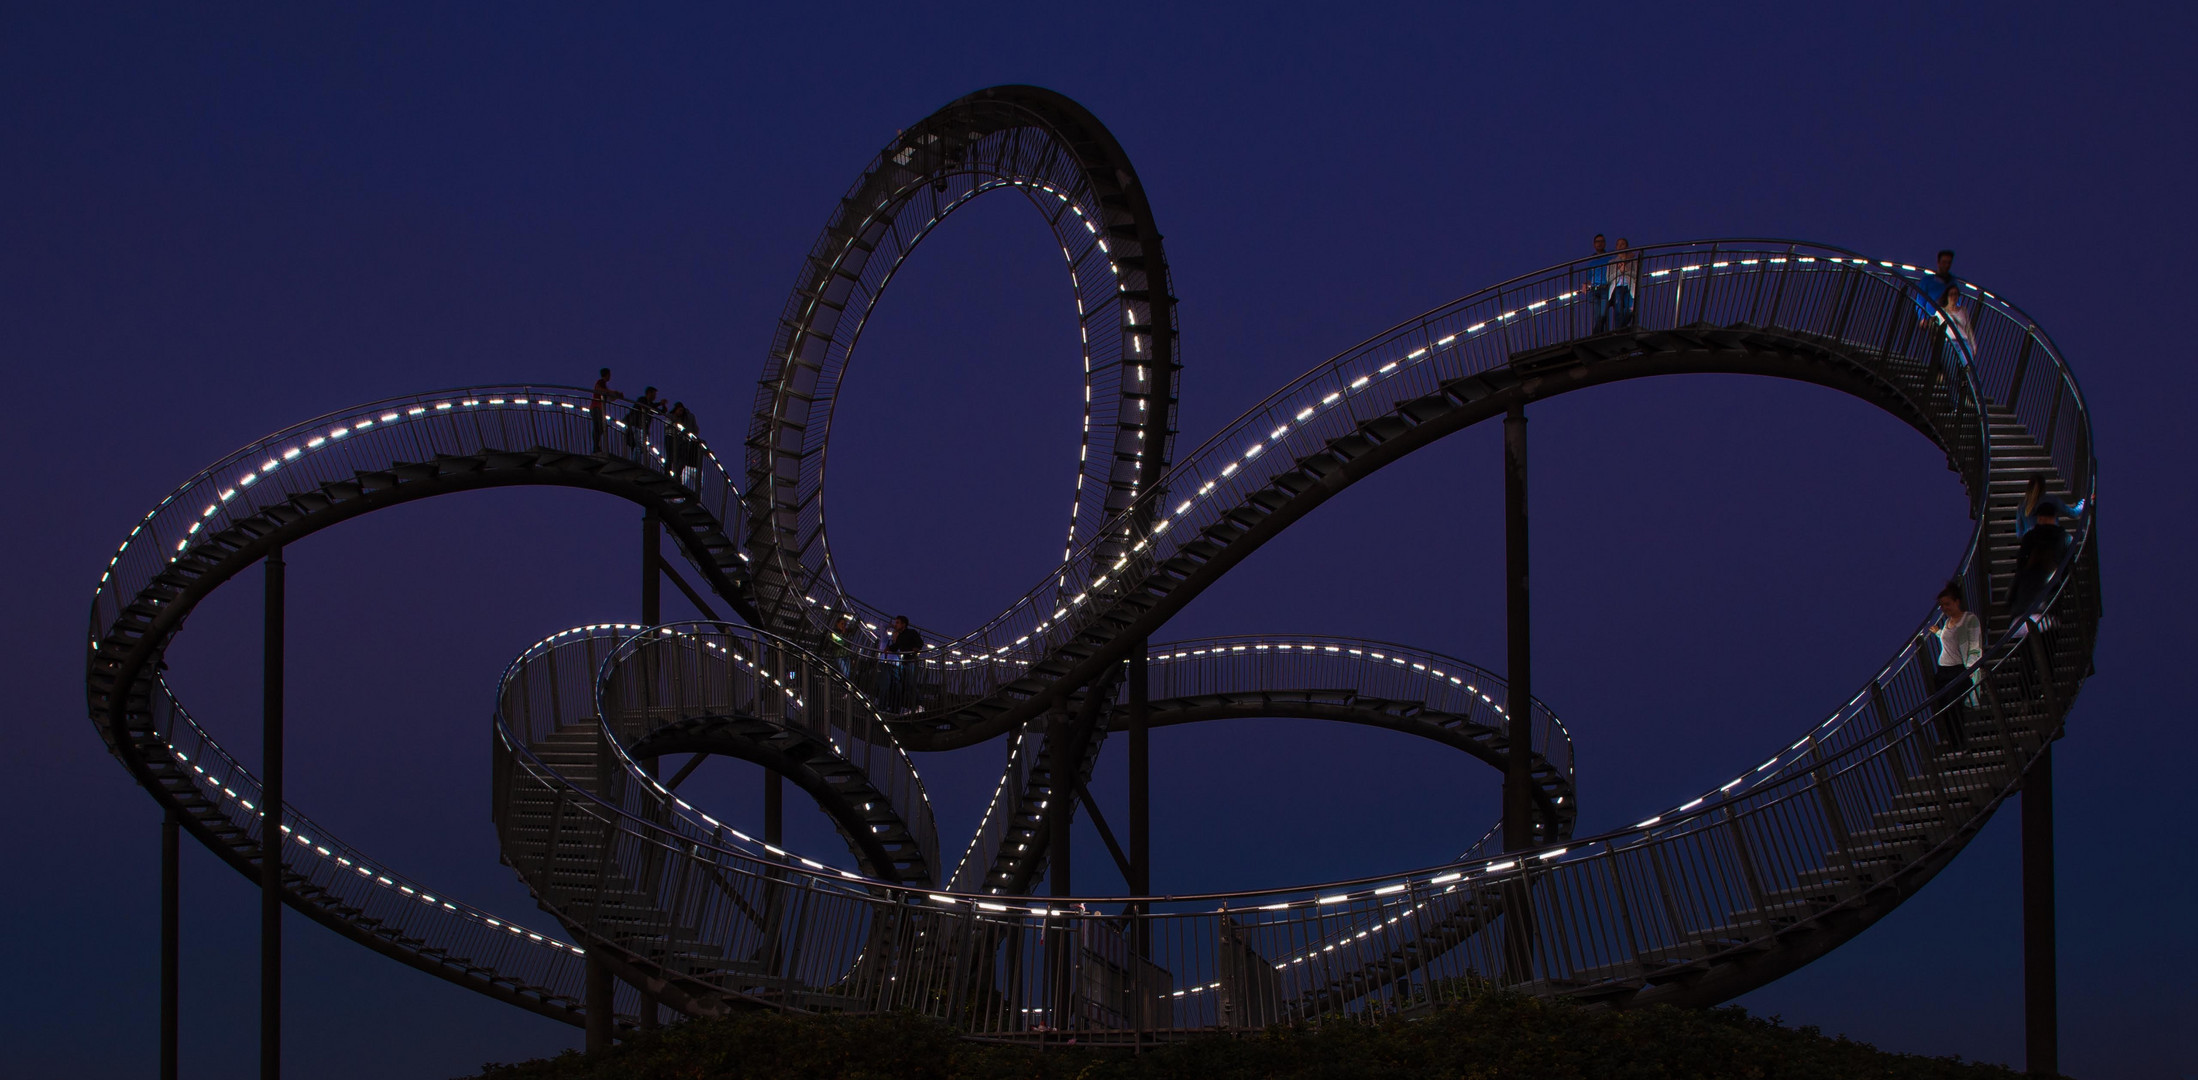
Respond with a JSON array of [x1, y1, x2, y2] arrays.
[[1132, 635, 1574, 792], [596, 623, 942, 883], [87, 385, 744, 656], [898, 242, 2029, 714]]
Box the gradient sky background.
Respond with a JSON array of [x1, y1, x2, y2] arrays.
[[4, 3, 2192, 1077]]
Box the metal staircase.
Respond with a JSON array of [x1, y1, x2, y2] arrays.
[[87, 89, 2095, 1047]]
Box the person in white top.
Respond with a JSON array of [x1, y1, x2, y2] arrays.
[[1928, 581, 1984, 751], [1606, 237, 1640, 330]]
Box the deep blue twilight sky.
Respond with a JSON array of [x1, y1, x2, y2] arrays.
[[4, 4, 2192, 1077]]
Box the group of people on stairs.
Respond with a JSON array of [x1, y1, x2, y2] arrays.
[[1923, 475, 2081, 752], [588, 365, 934, 715], [590, 367, 704, 485], [1583, 233, 1641, 333]]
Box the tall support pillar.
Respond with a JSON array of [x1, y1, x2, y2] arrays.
[[1050, 709, 1073, 899], [2023, 747, 2057, 1076], [1047, 709, 1075, 1032], [1128, 641, 1152, 1043], [161, 810, 179, 1080], [260, 547, 283, 1080], [1501, 405, 1533, 849], [636, 510, 661, 1031], [584, 953, 614, 1053], [764, 772, 783, 847], [1128, 644, 1150, 908], [1500, 404, 1536, 985]]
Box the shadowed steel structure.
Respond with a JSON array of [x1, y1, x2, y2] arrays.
[[89, 87, 2093, 1066]]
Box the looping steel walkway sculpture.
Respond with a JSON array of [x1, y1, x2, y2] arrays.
[[90, 85, 2097, 1045]]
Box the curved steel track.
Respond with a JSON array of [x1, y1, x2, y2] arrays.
[[88, 86, 2097, 1039]]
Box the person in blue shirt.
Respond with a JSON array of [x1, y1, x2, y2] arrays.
[[1914, 250, 1964, 390], [1917, 249, 1958, 310], [1585, 234, 1612, 332]]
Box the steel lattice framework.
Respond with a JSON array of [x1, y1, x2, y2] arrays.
[[88, 86, 2097, 1042]]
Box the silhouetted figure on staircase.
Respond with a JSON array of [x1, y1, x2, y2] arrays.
[[589, 368, 625, 453], [665, 401, 699, 486], [624, 385, 662, 459], [2008, 501, 2070, 701], [1585, 233, 1611, 332]]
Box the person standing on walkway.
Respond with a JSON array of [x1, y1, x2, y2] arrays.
[[624, 385, 662, 458], [1928, 580, 1982, 751], [589, 368, 625, 453], [1606, 237, 1639, 330], [1585, 234, 1612, 333], [881, 615, 923, 712]]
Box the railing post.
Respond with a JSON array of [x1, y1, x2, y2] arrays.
[[2023, 746, 2058, 1076], [161, 809, 179, 1080], [260, 546, 283, 1080]]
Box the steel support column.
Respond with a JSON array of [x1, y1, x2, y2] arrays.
[[1500, 405, 1535, 985], [2023, 746, 2057, 1076], [637, 511, 661, 1030], [260, 547, 283, 1080], [1128, 641, 1150, 953], [161, 809, 179, 1080], [1502, 405, 1533, 848], [764, 772, 783, 848], [584, 953, 614, 1053], [1050, 709, 1073, 899]]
